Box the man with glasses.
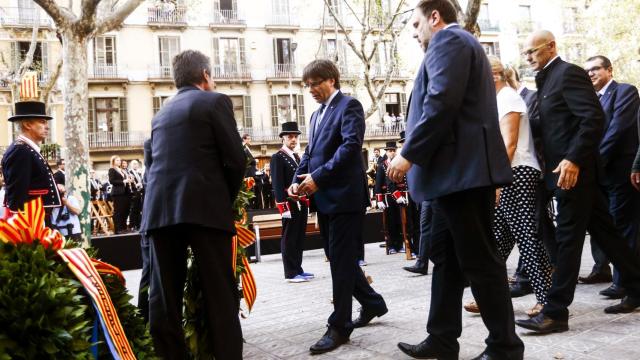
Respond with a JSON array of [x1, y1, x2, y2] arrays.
[[289, 59, 387, 355], [579, 56, 640, 298], [515, 30, 640, 334]]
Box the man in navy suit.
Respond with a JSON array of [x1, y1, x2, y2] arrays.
[[387, 1, 523, 359], [290, 59, 387, 355], [579, 55, 640, 297]]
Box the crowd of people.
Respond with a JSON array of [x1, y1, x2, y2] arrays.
[[3, 0, 640, 359]]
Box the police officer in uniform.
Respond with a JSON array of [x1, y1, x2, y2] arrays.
[[1, 101, 61, 222], [270, 122, 313, 282], [375, 141, 408, 253]]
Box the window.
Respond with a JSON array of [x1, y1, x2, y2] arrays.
[[152, 96, 172, 115], [212, 37, 247, 75], [324, 0, 342, 25], [17, 0, 35, 23], [11, 41, 48, 73], [228, 95, 252, 129], [518, 5, 531, 21], [481, 42, 501, 57], [273, 38, 294, 65], [159, 36, 180, 77], [479, 3, 490, 21], [270, 94, 305, 126], [94, 36, 117, 77], [272, 0, 290, 23], [563, 7, 578, 33], [88, 97, 128, 134]]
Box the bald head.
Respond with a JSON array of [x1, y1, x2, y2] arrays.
[[523, 30, 558, 71]]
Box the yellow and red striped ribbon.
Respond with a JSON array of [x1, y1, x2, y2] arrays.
[[234, 224, 257, 312], [0, 198, 64, 250]]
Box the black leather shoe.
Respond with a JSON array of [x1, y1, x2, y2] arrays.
[[471, 352, 496, 360], [309, 327, 349, 354], [515, 313, 568, 334], [578, 271, 612, 284], [353, 306, 388, 328], [604, 296, 640, 314], [509, 282, 533, 298], [403, 262, 429, 275], [599, 284, 626, 299], [397, 339, 457, 359]]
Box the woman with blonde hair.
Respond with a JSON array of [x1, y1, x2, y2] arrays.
[[465, 56, 552, 317], [108, 155, 131, 234]]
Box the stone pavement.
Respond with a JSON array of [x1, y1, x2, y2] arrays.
[[123, 240, 640, 359]]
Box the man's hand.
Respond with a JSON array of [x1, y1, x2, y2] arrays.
[[631, 172, 640, 191], [387, 154, 412, 183], [287, 183, 300, 199], [553, 159, 580, 190], [296, 174, 319, 195]]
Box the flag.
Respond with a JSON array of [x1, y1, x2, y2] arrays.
[[20, 71, 39, 100]]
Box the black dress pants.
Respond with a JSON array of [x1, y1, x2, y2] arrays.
[[426, 187, 524, 359], [384, 195, 403, 251], [148, 224, 242, 360], [317, 211, 387, 336], [112, 194, 130, 233], [281, 202, 308, 279], [543, 182, 640, 321], [138, 233, 151, 323], [418, 201, 433, 263]]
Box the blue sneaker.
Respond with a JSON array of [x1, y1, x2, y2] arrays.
[[301, 272, 315, 279], [286, 275, 308, 283], [388, 249, 397, 255]]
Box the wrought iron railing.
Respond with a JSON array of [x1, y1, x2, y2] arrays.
[[147, 6, 187, 25], [0, 7, 52, 27], [266, 64, 301, 79], [88, 132, 146, 149], [149, 65, 173, 79], [478, 18, 500, 32], [211, 9, 245, 25], [211, 64, 251, 79], [89, 64, 121, 79], [268, 13, 298, 26]]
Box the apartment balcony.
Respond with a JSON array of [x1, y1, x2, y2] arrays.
[[243, 125, 308, 144], [266, 64, 302, 82], [478, 19, 500, 33], [338, 64, 357, 80], [147, 6, 188, 29], [321, 14, 351, 31], [0, 7, 53, 29], [88, 64, 127, 83], [148, 65, 174, 83], [89, 131, 146, 151], [265, 13, 299, 32], [209, 10, 246, 30], [516, 20, 535, 35], [364, 122, 406, 140], [372, 66, 408, 81], [211, 64, 251, 82]]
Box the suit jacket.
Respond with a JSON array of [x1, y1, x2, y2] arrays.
[[598, 80, 640, 184], [141, 86, 246, 234], [535, 57, 605, 189], [143, 138, 151, 187], [520, 87, 545, 173], [295, 91, 369, 214], [1, 139, 61, 211], [53, 170, 65, 185], [108, 168, 127, 196], [401, 25, 512, 202], [270, 149, 299, 203], [244, 145, 257, 177]]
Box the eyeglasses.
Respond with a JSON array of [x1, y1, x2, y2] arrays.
[[521, 42, 552, 57], [585, 66, 604, 73], [303, 79, 326, 89]]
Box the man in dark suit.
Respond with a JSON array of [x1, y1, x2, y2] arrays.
[[578, 55, 640, 296], [140, 50, 246, 359], [53, 159, 65, 185], [2, 101, 61, 215], [270, 122, 312, 282], [387, 2, 523, 359], [290, 59, 387, 355], [242, 134, 257, 178], [138, 139, 152, 323], [375, 141, 408, 254], [515, 31, 640, 334]]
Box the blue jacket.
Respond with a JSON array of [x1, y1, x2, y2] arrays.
[[295, 91, 369, 214], [401, 25, 512, 202], [598, 80, 640, 184]]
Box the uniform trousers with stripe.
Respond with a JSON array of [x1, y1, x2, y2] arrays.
[[281, 201, 308, 279], [493, 165, 552, 305]]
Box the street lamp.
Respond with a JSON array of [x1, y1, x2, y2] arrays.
[[289, 42, 298, 122]]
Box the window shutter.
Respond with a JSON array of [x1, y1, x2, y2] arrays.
[[270, 95, 278, 127], [289, 37, 295, 64], [232, 0, 238, 12], [243, 95, 252, 128], [119, 97, 128, 132], [494, 42, 501, 58], [213, 0, 220, 11], [10, 42, 18, 70], [239, 38, 246, 65], [272, 38, 278, 65], [212, 37, 219, 75], [152, 96, 160, 115], [88, 98, 95, 134], [41, 41, 49, 73], [400, 93, 407, 115], [296, 94, 305, 125]]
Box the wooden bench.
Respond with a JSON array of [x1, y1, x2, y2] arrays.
[[251, 213, 320, 262]]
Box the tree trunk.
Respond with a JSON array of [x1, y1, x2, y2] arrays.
[[61, 31, 91, 245]]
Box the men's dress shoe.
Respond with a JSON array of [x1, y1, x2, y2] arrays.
[[578, 271, 613, 284], [352, 307, 388, 328], [515, 313, 568, 334], [471, 352, 497, 360], [599, 284, 626, 299], [509, 282, 533, 298], [604, 296, 640, 314], [309, 328, 349, 354], [464, 301, 480, 313], [379, 243, 387, 248], [397, 340, 458, 360], [403, 262, 429, 275]]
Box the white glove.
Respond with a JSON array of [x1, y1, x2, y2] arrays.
[[377, 201, 387, 210], [277, 202, 291, 219], [393, 190, 408, 205], [282, 211, 292, 219]]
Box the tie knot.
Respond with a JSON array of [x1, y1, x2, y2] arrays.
[[320, 104, 327, 112]]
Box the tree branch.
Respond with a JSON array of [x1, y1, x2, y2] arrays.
[[463, 0, 481, 35], [40, 55, 63, 105], [323, 0, 365, 64], [80, 0, 101, 24], [17, 19, 40, 76], [94, 0, 145, 35], [33, 0, 76, 28]]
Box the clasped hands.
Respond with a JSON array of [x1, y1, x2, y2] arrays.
[[288, 173, 318, 198]]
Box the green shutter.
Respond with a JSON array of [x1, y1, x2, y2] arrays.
[[88, 98, 95, 134], [296, 94, 305, 125], [400, 93, 407, 116], [270, 95, 278, 127], [119, 97, 128, 132], [243, 95, 252, 128], [239, 38, 246, 65], [152, 96, 160, 115]]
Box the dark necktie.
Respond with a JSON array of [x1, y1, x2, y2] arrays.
[[314, 104, 327, 137], [293, 153, 300, 164]]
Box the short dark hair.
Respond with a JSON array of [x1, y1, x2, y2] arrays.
[[416, 0, 458, 24], [172, 50, 211, 88], [242, 134, 250, 140], [56, 159, 64, 166], [586, 55, 612, 70], [302, 59, 341, 89]]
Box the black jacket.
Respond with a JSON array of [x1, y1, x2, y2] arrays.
[[244, 145, 256, 178], [141, 86, 246, 234], [269, 149, 298, 203], [108, 168, 127, 196], [535, 57, 605, 189], [1, 140, 61, 211], [53, 170, 65, 185]]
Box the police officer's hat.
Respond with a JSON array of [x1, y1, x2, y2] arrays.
[[384, 141, 397, 150], [8, 101, 53, 122], [279, 122, 302, 137]]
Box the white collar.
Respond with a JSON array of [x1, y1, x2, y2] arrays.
[[280, 145, 298, 161], [517, 85, 527, 95], [323, 89, 339, 107], [543, 56, 560, 70], [598, 79, 614, 96], [443, 23, 459, 30], [18, 135, 40, 153]]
